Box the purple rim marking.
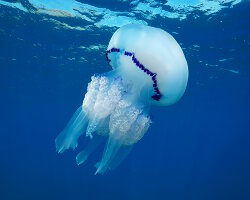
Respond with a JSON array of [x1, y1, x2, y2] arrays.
[[106, 48, 162, 101]]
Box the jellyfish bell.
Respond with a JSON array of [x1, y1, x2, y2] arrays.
[[55, 24, 188, 175], [107, 24, 188, 106]]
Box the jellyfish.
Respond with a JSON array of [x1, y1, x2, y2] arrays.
[[55, 24, 188, 175]]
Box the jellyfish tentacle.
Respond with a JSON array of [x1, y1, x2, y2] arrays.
[[76, 135, 104, 165], [55, 106, 88, 154], [95, 137, 122, 175], [95, 102, 149, 174], [108, 145, 133, 171]]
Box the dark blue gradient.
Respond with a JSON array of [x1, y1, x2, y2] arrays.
[[0, 1, 250, 200]]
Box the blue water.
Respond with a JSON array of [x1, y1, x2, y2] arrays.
[[0, 0, 250, 199]]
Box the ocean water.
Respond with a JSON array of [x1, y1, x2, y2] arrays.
[[0, 0, 250, 200]]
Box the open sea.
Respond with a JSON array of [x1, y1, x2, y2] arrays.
[[0, 0, 250, 200]]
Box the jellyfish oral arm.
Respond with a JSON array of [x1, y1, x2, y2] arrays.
[[55, 106, 88, 154], [55, 74, 151, 174]]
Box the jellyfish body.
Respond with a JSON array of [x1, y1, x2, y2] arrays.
[[55, 24, 188, 174]]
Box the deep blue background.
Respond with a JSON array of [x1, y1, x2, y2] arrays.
[[0, 1, 250, 200]]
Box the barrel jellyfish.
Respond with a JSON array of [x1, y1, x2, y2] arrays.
[[55, 24, 188, 175]]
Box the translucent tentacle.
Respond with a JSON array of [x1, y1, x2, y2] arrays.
[[55, 106, 88, 153], [108, 145, 133, 171], [95, 137, 122, 175], [76, 136, 103, 165]]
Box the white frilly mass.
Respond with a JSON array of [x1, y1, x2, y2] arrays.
[[55, 24, 188, 174], [56, 75, 151, 174]]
